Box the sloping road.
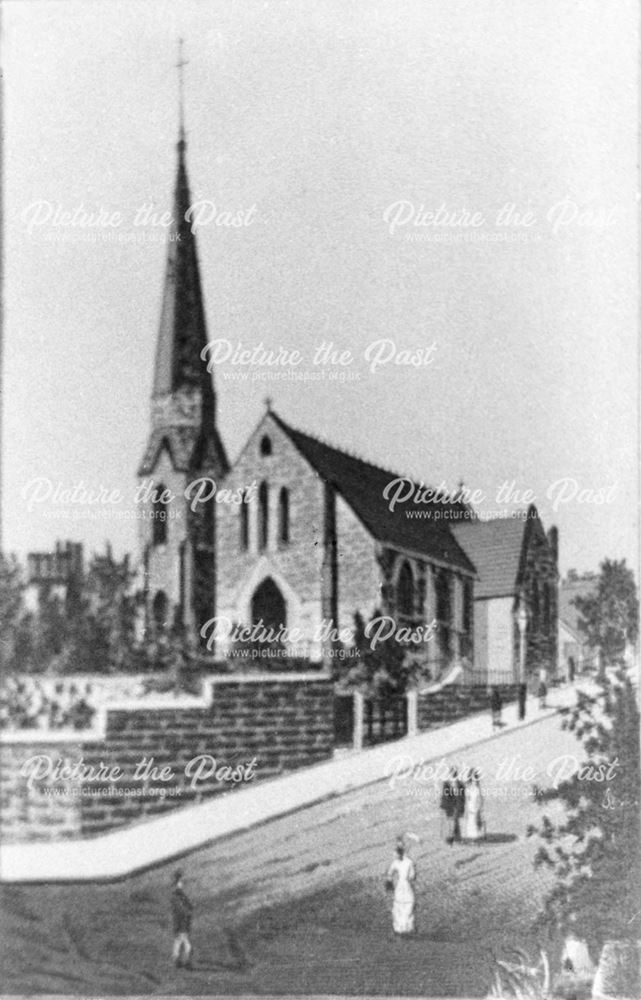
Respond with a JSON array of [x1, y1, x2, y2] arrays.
[[0, 711, 580, 996]]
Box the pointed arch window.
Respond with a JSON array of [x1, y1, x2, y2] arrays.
[[152, 484, 168, 546], [278, 487, 290, 546], [543, 583, 551, 635], [435, 570, 452, 661], [240, 490, 250, 551], [397, 561, 414, 617], [463, 578, 473, 635], [462, 578, 474, 659], [152, 590, 169, 634], [258, 481, 269, 551], [435, 570, 452, 623], [532, 581, 541, 632]]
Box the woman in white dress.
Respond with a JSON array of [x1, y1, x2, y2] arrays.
[[464, 770, 484, 841], [386, 843, 416, 935]]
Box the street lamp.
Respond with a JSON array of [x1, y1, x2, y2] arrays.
[[516, 601, 528, 683], [515, 600, 529, 721]]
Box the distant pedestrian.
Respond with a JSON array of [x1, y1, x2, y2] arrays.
[[385, 841, 416, 935], [439, 768, 456, 843], [568, 656, 576, 684], [490, 686, 502, 728], [518, 682, 527, 720], [452, 768, 466, 842], [171, 870, 193, 969], [538, 667, 548, 709], [463, 769, 484, 842], [440, 766, 466, 844], [538, 680, 547, 708]]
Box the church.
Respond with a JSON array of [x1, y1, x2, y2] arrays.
[[137, 123, 559, 682]]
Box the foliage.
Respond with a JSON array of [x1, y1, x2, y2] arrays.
[[573, 559, 638, 667], [487, 948, 550, 999], [0, 554, 25, 670], [227, 620, 288, 670], [341, 610, 432, 695], [0, 549, 147, 674], [527, 667, 640, 952], [142, 630, 203, 694]]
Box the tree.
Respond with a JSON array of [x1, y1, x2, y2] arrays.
[[342, 610, 425, 695], [528, 667, 640, 953], [80, 549, 139, 673], [0, 549, 144, 675], [0, 554, 25, 670], [573, 559, 638, 668]]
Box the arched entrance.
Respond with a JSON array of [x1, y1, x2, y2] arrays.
[[251, 577, 287, 632]]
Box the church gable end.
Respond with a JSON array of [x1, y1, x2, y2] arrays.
[[217, 411, 328, 615]]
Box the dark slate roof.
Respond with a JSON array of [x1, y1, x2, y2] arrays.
[[270, 413, 476, 574], [451, 517, 528, 598], [558, 577, 597, 633], [153, 135, 215, 405]]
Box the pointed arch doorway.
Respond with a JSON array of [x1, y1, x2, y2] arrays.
[[251, 577, 287, 632]]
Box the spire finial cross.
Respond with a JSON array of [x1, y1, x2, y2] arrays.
[[176, 38, 189, 140]]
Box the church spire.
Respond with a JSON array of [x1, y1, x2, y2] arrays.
[[152, 41, 214, 421], [177, 37, 187, 151]]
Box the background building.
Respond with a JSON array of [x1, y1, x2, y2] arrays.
[[453, 512, 559, 684]]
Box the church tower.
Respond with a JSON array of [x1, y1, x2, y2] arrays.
[[138, 67, 228, 643]]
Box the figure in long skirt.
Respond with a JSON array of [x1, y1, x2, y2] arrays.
[[386, 841, 416, 935]]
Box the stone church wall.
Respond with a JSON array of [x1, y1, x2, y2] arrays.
[[216, 415, 327, 651], [334, 493, 383, 635], [139, 448, 189, 612]]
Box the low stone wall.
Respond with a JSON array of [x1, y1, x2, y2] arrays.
[[1, 739, 85, 841], [417, 683, 520, 730], [0, 673, 333, 842]]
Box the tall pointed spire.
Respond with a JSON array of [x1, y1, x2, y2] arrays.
[[176, 37, 187, 151], [152, 40, 214, 420], [139, 43, 228, 652]]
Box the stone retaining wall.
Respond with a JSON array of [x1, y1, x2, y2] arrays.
[[417, 683, 520, 730], [0, 674, 333, 842]]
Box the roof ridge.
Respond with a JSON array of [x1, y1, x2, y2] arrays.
[[454, 513, 530, 528], [271, 410, 451, 492]]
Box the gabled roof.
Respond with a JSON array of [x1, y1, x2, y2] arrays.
[[452, 516, 529, 598], [269, 412, 476, 574]]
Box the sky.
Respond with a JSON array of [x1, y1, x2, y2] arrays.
[[2, 0, 639, 578]]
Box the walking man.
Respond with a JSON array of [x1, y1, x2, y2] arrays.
[[439, 768, 456, 844], [440, 766, 466, 844], [452, 768, 466, 843], [171, 870, 193, 969]]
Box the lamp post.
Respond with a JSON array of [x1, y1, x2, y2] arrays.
[[516, 602, 528, 682], [516, 601, 528, 720]]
